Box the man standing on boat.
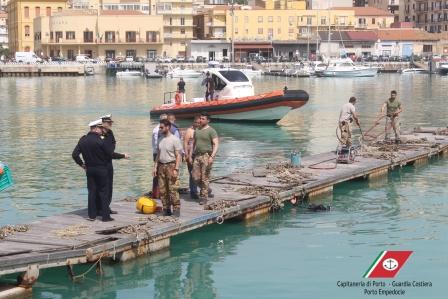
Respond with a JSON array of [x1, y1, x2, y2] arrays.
[[177, 77, 186, 102], [72, 120, 114, 222], [101, 114, 129, 215], [381, 90, 402, 143], [202, 72, 215, 101], [153, 119, 183, 216], [184, 116, 200, 199], [338, 97, 360, 147], [191, 112, 219, 206]]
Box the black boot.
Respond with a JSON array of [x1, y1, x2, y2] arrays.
[[172, 208, 180, 217], [163, 208, 172, 216]]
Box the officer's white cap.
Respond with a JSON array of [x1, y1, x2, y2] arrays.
[[100, 114, 113, 122], [89, 119, 103, 127]]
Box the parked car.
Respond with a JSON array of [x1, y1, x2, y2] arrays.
[[196, 56, 206, 63], [163, 57, 172, 63], [76, 54, 93, 63], [187, 56, 195, 63], [176, 56, 185, 63], [51, 56, 67, 62], [125, 56, 134, 62]]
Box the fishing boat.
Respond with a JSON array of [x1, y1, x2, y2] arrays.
[[318, 58, 378, 77], [437, 62, 448, 75], [150, 69, 309, 122], [167, 67, 202, 78], [116, 69, 141, 77]]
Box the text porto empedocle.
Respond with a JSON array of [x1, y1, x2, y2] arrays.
[[337, 280, 433, 296]]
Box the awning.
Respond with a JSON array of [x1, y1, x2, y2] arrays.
[[234, 44, 273, 50]]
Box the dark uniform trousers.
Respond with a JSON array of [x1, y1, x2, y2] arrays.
[[87, 166, 110, 219]]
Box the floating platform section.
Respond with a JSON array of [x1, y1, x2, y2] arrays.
[[0, 127, 447, 298], [0, 64, 95, 77]]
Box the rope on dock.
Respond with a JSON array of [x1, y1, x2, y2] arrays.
[[69, 252, 106, 281], [53, 224, 91, 239], [266, 162, 315, 184], [0, 225, 29, 239]]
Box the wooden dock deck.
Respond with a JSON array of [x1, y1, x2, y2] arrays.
[[0, 127, 447, 298], [0, 64, 94, 77]]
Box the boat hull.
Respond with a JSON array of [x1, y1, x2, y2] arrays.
[[320, 68, 378, 77], [150, 89, 309, 122], [438, 66, 448, 75]]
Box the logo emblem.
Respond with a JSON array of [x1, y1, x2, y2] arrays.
[[364, 251, 413, 279], [382, 258, 399, 271]]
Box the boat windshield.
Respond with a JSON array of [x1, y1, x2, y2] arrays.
[[218, 70, 249, 82]]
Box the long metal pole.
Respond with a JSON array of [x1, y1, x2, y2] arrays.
[[231, 0, 235, 63]]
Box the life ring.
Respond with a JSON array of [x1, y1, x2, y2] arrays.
[[174, 92, 182, 105]]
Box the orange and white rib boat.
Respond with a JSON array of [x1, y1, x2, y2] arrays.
[[150, 69, 309, 122]]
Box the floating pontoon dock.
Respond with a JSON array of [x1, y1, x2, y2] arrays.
[[0, 127, 447, 298]]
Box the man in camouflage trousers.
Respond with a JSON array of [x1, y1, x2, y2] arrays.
[[153, 119, 183, 216], [191, 112, 219, 206]]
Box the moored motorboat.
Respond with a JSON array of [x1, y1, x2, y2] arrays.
[[167, 67, 202, 78], [240, 65, 263, 77], [437, 62, 448, 75], [116, 69, 141, 77], [399, 68, 427, 74], [319, 58, 378, 77], [150, 69, 309, 122]]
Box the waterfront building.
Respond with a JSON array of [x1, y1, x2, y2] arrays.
[[307, 0, 353, 9], [367, 0, 400, 20], [333, 6, 395, 28], [398, 0, 448, 33], [0, 10, 7, 48], [33, 10, 164, 60], [186, 39, 230, 60], [318, 30, 378, 57], [375, 28, 438, 55], [6, 0, 68, 53]]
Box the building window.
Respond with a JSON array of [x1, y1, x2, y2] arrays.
[[46, 7, 51, 16], [258, 16, 263, 23], [24, 6, 29, 18], [258, 28, 263, 34], [180, 28, 185, 34], [34, 32, 41, 41], [106, 50, 116, 59], [321, 17, 326, 25], [146, 31, 157, 42], [307, 16, 312, 25], [125, 31, 137, 42], [268, 16, 273, 22], [50, 31, 54, 40], [126, 49, 136, 57], [180, 17, 185, 25], [67, 49, 75, 60], [24, 25, 30, 37], [372, 18, 375, 24], [84, 31, 93, 43], [66, 31, 75, 40], [105, 31, 115, 43], [58, 7, 62, 12], [423, 45, 433, 52], [55, 31, 62, 42], [35, 7, 40, 17]]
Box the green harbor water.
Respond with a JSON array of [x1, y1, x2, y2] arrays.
[[0, 74, 447, 298]]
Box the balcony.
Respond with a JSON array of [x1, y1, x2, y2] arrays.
[[163, 21, 193, 27], [157, 8, 193, 15], [41, 37, 163, 45], [163, 32, 192, 39]]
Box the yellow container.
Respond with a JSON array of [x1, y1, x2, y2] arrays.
[[136, 196, 157, 214]]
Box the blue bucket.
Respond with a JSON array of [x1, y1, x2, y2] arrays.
[[0, 163, 14, 192], [290, 151, 301, 167]]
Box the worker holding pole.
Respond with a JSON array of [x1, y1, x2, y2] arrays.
[[338, 96, 361, 147]]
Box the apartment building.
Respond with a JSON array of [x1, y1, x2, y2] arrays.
[[368, 0, 400, 20], [401, 0, 448, 32], [333, 6, 395, 28], [33, 9, 164, 59], [7, 0, 68, 53]]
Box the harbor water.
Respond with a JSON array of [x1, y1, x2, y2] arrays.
[[0, 74, 447, 298]]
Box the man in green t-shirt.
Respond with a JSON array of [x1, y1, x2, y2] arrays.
[[191, 112, 219, 206], [381, 90, 403, 143]]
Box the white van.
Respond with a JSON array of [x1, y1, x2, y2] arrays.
[[76, 54, 93, 63], [15, 52, 42, 63]]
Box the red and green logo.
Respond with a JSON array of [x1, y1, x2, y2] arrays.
[[363, 251, 413, 279]]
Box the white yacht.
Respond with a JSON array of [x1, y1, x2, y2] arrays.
[[399, 68, 427, 74], [240, 65, 263, 77], [320, 58, 378, 77]]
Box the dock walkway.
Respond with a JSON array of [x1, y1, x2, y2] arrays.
[[0, 127, 447, 298]]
